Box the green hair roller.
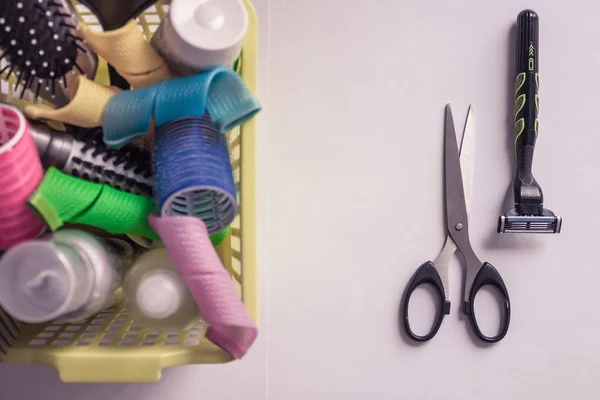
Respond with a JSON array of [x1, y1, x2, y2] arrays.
[[29, 168, 231, 246], [29, 167, 159, 241]]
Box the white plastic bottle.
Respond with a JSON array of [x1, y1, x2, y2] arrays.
[[0, 229, 128, 323], [123, 248, 200, 330]]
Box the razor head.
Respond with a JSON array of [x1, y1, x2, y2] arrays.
[[498, 209, 562, 234]]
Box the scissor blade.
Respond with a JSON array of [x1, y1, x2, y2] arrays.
[[459, 105, 475, 221], [444, 105, 470, 234], [433, 235, 456, 301], [432, 106, 474, 301]]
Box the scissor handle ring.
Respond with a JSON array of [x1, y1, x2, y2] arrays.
[[401, 261, 451, 342], [464, 262, 511, 343]]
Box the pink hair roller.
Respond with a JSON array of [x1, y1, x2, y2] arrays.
[[0, 104, 45, 249], [148, 214, 258, 359]]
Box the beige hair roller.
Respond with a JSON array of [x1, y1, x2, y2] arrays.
[[24, 76, 120, 127], [79, 20, 172, 88]]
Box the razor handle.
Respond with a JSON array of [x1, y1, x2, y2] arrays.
[[513, 9, 543, 216]]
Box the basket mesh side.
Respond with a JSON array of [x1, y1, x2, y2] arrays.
[[228, 127, 243, 292], [23, 308, 206, 348], [0, 308, 22, 361]]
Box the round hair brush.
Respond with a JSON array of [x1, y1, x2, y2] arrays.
[[0, 0, 97, 106], [30, 122, 154, 196]]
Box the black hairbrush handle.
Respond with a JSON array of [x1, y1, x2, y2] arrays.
[[513, 9, 543, 215]]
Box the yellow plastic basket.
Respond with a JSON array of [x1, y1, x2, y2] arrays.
[[0, 0, 258, 383]]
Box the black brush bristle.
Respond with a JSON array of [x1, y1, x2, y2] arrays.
[[0, 0, 82, 98], [34, 78, 42, 98]]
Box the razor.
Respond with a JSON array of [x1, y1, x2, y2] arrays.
[[498, 9, 562, 234]]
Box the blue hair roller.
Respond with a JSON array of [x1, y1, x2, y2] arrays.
[[102, 85, 159, 149], [153, 67, 261, 131], [154, 114, 237, 234], [102, 67, 261, 149]]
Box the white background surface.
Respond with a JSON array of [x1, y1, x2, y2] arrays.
[[2, 0, 600, 398]]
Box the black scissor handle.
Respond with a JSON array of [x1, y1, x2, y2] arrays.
[[402, 261, 451, 342], [463, 262, 511, 343]]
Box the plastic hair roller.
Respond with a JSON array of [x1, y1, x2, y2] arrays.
[[154, 114, 237, 235], [127, 225, 230, 249], [28, 167, 159, 241], [77, 0, 158, 89], [0, 103, 46, 248], [24, 75, 120, 128], [149, 214, 257, 359], [79, 20, 171, 88], [102, 66, 261, 148]]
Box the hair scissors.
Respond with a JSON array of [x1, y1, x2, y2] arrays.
[[401, 104, 511, 343]]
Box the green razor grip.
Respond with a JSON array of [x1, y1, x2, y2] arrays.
[[513, 9, 543, 215]]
